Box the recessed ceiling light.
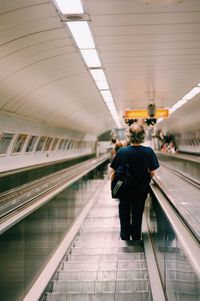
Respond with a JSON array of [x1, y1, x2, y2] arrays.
[[90, 69, 106, 81], [80, 49, 101, 68], [67, 21, 95, 49], [95, 80, 109, 90], [100, 90, 114, 103], [55, 0, 84, 14]]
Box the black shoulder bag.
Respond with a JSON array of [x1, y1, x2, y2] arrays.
[[111, 163, 134, 199]]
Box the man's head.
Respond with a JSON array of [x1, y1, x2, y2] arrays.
[[128, 124, 145, 144]]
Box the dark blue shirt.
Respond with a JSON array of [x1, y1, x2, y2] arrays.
[[110, 145, 159, 188]]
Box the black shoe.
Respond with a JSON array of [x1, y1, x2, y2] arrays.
[[131, 235, 141, 241], [120, 232, 130, 241]]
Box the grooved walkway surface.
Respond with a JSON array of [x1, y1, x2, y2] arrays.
[[43, 180, 152, 301]]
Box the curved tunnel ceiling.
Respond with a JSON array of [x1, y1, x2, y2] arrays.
[[0, 0, 200, 136]]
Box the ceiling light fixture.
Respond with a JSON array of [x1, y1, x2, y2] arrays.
[[169, 83, 200, 116], [95, 80, 109, 90], [60, 3, 122, 128], [100, 90, 114, 103], [90, 69, 106, 81], [156, 118, 164, 124], [80, 49, 101, 68], [182, 87, 200, 100], [106, 102, 117, 111], [55, 0, 84, 14], [67, 21, 95, 49]]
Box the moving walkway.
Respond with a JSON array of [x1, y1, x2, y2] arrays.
[[0, 154, 199, 301]]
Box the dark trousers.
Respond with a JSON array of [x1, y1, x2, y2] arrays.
[[119, 189, 149, 240]]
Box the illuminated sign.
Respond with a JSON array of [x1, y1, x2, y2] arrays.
[[124, 109, 169, 119]]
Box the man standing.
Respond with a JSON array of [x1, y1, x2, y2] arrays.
[[110, 124, 159, 241]]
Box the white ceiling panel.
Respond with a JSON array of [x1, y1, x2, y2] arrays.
[[0, 0, 115, 135], [84, 0, 200, 128]]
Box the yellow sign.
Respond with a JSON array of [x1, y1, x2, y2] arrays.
[[124, 109, 169, 119]]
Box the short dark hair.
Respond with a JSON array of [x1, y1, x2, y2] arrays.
[[128, 124, 145, 144]]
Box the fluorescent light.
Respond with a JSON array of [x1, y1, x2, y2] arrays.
[[182, 92, 194, 100], [112, 115, 121, 128], [174, 99, 188, 109], [170, 99, 188, 114], [67, 22, 95, 49], [90, 69, 106, 81], [100, 90, 113, 103], [80, 49, 101, 68], [62, 3, 121, 129], [55, 0, 84, 14], [182, 87, 200, 100], [157, 118, 164, 123], [95, 80, 109, 90], [190, 86, 200, 95], [105, 102, 121, 128], [169, 107, 176, 115], [106, 102, 116, 111], [112, 111, 119, 119], [170, 83, 200, 114]]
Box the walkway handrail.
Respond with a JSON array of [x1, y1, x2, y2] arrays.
[[153, 175, 200, 242], [150, 178, 200, 279], [0, 154, 109, 235]]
